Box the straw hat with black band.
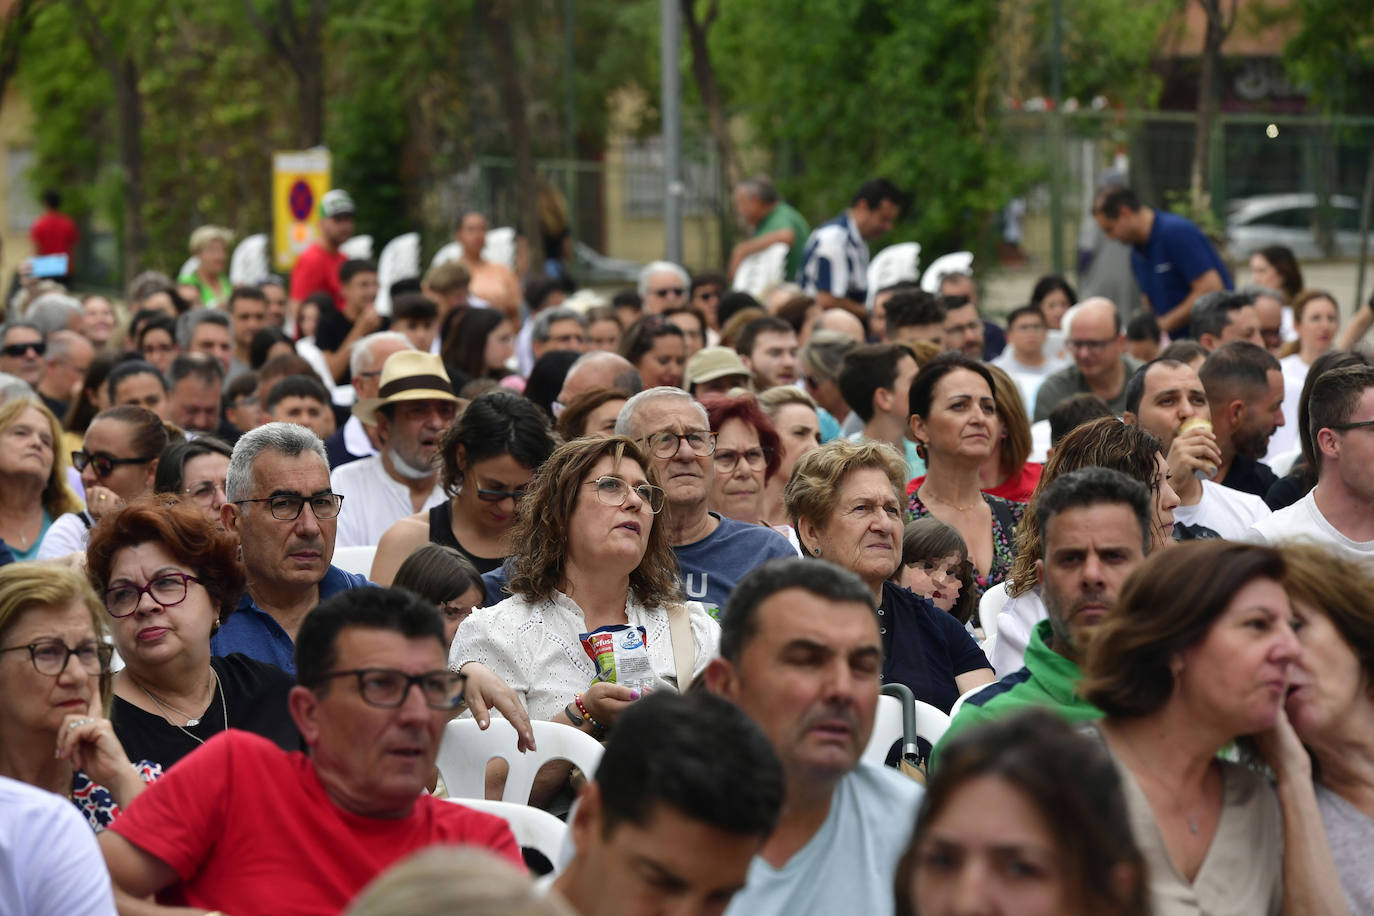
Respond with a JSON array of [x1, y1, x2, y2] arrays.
[[353, 351, 459, 426]]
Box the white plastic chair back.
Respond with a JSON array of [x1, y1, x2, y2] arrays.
[[862, 693, 907, 766], [178, 256, 199, 280], [732, 242, 788, 298], [291, 336, 354, 406], [920, 251, 974, 294], [331, 545, 377, 579], [230, 234, 270, 285], [913, 700, 951, 746], [1029, 418, 1052, 463], [1269, 447, 1302, 478], [483, 227, 518, 271], [431, 241, 463, 268], [374, 232, 421, 317], [437, 718, 605, 804], [340, 234, 374, 261], [978, 582, 1011, 630], [865, 242, 921, 307], [444, 797, 568, 867], [948, 683, 994, 721]]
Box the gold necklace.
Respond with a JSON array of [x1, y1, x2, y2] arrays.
[[921, 489, 983, 512], [1113, 728, 1210, 835]]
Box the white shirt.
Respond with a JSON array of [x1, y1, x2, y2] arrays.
[[723, 763, 923, 916], [1267, 353, 1309, 465], [0, 775, 117, 916], [992, 587, 1048, 675], [1174, 479, 1270, 540], [331, 455, 445, 548], [1247, 488, 1374, 568], [451, 589, 720, 722], [37, 512, 90, 561]]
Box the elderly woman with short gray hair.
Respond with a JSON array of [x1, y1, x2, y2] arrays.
[[786, 439, 992, 712]]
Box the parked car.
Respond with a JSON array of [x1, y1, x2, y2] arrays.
[[1226, 193, 1374, 259], [570, 240, 641, 288]]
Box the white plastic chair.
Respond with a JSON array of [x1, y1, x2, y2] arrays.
[[863, 692, 908, 766], [437, 718, 604, 804], [1269, 447, 1302, 478], [920, 251, 974, 294], [374, 232, 421, 317], [331, 545, 377, 578], [291, 336, 356, 406], [865, 242, 921, 308], [914, 700, 951, 746], [340, 234, 374, 261], [230, 233, 270, 285], [431, 241, 463, 268], [178, 256, 199, 280], [444, 797, 568, 867], [948, 682, 996, 721], [483, 227, 518, 271], [731, 242, 789, 298]]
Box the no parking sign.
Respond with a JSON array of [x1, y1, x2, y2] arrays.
[[272, 149, 332, 271]]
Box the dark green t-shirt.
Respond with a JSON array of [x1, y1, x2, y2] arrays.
[[756, 202, 811, 282]]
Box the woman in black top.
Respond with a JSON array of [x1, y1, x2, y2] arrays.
[[89, 496, 299, 769], [370, 389, 557, 585]]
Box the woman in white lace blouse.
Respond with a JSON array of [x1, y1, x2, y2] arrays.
[[451, 435, 719, 738]]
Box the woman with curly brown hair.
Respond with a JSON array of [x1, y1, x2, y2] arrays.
[[88, 496, 299, 770], [451, 436, 719, 802]]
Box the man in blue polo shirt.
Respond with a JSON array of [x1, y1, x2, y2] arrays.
[[617, 387, 797, 617], [932, 467, 1153, 769], [800, 178, 905, 314], [1093, 185, 1230, 337], [212, 422, 370, 673]]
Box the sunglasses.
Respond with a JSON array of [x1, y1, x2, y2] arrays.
[[72, 450, 156, 478], [2, 341, 44, 358], [476, 485, 528, 503], [651, 287, 685, 298]]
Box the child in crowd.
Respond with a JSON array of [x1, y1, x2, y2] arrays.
[[898, 517, 977, 626], [391, 544, 484, 648]]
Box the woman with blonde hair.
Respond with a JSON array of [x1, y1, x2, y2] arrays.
[[0, 563, 153, 830], [0, 397, 79, 560], [178, 225, 233, 309]]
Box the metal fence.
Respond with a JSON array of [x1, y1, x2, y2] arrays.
[[1004, 109, 1374, 272]]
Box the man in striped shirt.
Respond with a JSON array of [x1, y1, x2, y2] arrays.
[[799, 178, 905, 315]]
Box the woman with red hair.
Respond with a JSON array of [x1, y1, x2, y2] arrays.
[[701, 393, 790, 539]]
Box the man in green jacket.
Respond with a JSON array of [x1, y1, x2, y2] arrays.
[[932, 467, 1154, 768]]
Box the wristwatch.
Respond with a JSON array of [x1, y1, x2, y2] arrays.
[[564, 701, 586, 727]]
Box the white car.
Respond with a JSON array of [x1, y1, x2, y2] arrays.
[[1226, 193, 1374, 259]]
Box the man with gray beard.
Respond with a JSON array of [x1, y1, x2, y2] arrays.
[[331, 351, 458, 546]]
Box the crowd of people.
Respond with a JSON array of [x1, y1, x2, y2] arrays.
[[2, 176, 1372, 916]]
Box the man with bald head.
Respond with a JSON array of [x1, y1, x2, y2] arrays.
[[1033, 297, 1142, 421], [810, 308, 866, 344], [556, 351, 643, 410]]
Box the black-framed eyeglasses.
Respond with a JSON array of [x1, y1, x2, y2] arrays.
[[1, 341, 44, 358], [714, 447, 769, 473], [1329, 419, 1374, 432], [233, 492, 344, 521], [0, 640, 112, 676], [475, 485, 528, 503], [586, 475, 666, 514], [312, 668, 467, 710], [640, 430, 716, 459], [71, 450, 156, 478], [104, 572, 202, 618]]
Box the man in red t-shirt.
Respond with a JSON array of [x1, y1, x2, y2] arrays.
[[100, 588, 521, 915], [289, 188, 356, 312], [29, 189, 78, 258]]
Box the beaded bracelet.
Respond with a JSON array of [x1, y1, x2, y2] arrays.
[[574, 693, 605, 735]]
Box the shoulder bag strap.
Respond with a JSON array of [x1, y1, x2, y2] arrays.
[[665, 602, 696, 691]]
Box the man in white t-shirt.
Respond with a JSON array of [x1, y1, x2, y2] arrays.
[[332, 350, 457, 547], [1, 775, 116, 916], [1248, 364, 1374, 565], [1123, 358, 1270, 539], [706, 558, 922, 916]]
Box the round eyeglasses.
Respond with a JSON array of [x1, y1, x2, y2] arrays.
[[713, 447, 768, 474], [585, 475, 666, 514]]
